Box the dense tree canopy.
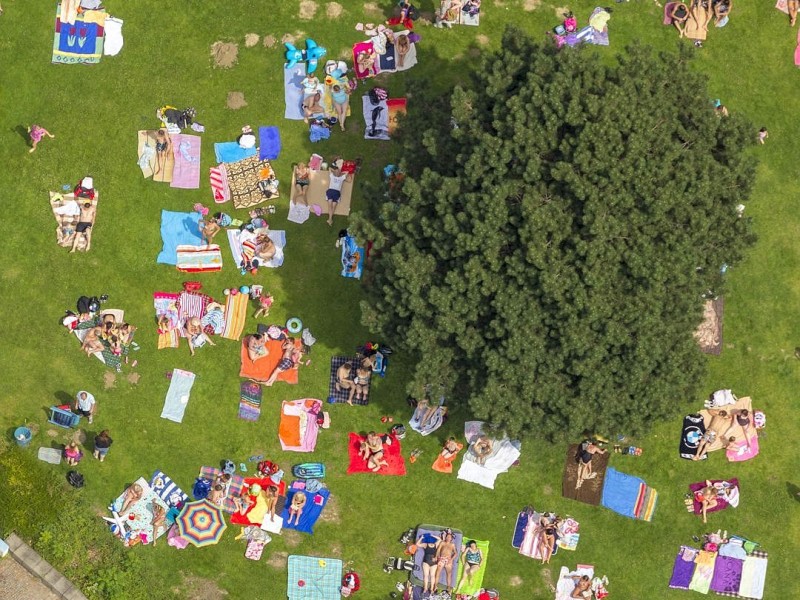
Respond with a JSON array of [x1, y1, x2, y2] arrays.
[[354, 29, 757, 438]]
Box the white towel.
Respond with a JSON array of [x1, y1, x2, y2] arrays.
[[287, 201, 310, 224], [104, 17, 124, 56]]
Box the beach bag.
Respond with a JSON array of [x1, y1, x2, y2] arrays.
[[391, 424, 406, 439], [192, 477, 212, 499], [257, 460, 279, 477], [77, 295, 100, 314], [222, 459, 236, 475], [67, 471, 84, 488]]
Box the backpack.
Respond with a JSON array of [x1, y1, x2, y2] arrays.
[[192, 477, 212, 500], [67, 471, 84, 488], [407, 4, 420, 20], [257, 460, 279, 477], [77, 295, 100, 314], [368, 87, 387, 106]]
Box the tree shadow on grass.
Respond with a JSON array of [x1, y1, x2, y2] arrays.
[[786, 482, 800, 502]]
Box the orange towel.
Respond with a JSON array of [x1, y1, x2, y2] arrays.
[[279, 402, 302, 447], [239, 337, 301, 384], [432, 442, 464, 474]]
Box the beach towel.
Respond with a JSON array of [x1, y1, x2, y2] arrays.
[[175, 245, 222, 273], [394, 32, 418, 70], [556, 517, 580, 551], [363, 97, 390, 140], [290, 168, 353, 216], [161, 369, 196, 423], [156, 210, 203, 265], [221, 290, 248, 341], [284, 63, 307, 120], [588, 7, 610, 46], [210, 164, 230, 203], [777, 0, 789, 14], [287, 201, 311, 224], [327, 356, 370, 405], [710, 556, 744, 594], [245, 539, 266, 561], [680, 413, 707, 460], [410, 526, 464, 589], [287, 555, 343, 600], [460, 3, 480, 26], [387, 98, 408, 135], [50, 191, 98, 250], [669, 546, 699, 590], [226, 155, 279, 210], [555, 566, 594, 600], [562, 443, 609, 505], [341, 234, 365, 278], [431, 440, 463, 473], [239, 380, 263, 421], [170, 134, 202, 189], [227, 229, 286, 269], [511, 510, 529, 549], [737, 551, 767, 599], [136, 130, 159, 178], [282, 485, 329, 534], [149, 470, 189, 508], [177, 291, 212, 336], [53, 5, 105, 64], [108, 478, 171, 545], [199, 466, 245, 513], [600, 467, 658, 521], [726, 433, 759, 462], [214, 142, 257, 164], [378, 40, 397, 71], [259, 126, 281, 160], [230, 476, 288, 527], [103, 16, 123, 55], [457, 431, 521, 489], [689, 550, 717, 594], [695, 297, 724, 355], [279, 399, 322, 452], [239, 337, 301, 384], [409, 402, 446, 436], [154, 292, 180, 331], [454, 539, 490, 596], [353, 41, 379, 78], [690, 479, 739, 514], [346, 432, 407, 475]]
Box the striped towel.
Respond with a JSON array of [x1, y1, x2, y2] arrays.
[[221, 290, 249, 341], [149, 470, 189, 508], [158, 330, 180, 349], [178, 291, 213, 337], [175, 244, 223, 273], [238, 381, 262, 421], [210, 164, 229, 204], [154, 292, 181, 348]]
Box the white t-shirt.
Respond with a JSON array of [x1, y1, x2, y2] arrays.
[[328, 172, 348, 191], [75, 391, 96, 411]]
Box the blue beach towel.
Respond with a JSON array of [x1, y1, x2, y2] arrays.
[[259, 126, 281, 160], [214, 142, 257, 164], [160, 369, 196, 423], [284, 63, 307, 120], [340, 235, 364, 279], [512, 510, 529, 549], [282, 486, 330, 534], [156, 210, 202, 265], [601, 467, 643, 519]]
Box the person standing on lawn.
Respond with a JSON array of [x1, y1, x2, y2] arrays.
[[94, 430, 113, 461], [74, 390, 96, 423]]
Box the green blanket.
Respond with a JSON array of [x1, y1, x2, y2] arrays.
[[455, 538, 490, 595]]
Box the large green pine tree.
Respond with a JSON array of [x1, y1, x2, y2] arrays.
[[354, 29, 756, 437]]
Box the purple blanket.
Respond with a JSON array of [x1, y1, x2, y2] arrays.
[[689, 478, 738, 514], [669, 546, 698, 589], [710, 555, 744, 593]]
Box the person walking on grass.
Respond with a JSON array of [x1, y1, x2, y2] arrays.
[[758, 127, 769, 145], [74, 390, 96, 424], [94, 429, 113, 461], [27, 124, 54, 153]]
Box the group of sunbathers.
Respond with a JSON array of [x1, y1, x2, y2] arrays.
[[668, 0, 731, 47], [336, 354, 376, 405], [415, 529, 484, 596], [246, 331, 303, 385], [80, 311, 137, 366], [692, 407, 752, 460]]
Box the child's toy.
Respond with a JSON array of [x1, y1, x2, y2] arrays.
[[285, 39, 328, 73]]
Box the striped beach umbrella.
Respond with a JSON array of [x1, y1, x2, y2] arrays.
[[176, 499, 227, 547]]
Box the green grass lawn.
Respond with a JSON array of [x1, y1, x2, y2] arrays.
[[0, 1, 798, 598]]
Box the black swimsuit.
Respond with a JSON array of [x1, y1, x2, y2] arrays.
[[422, 543, 437, 565]]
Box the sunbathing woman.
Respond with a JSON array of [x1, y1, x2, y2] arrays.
[[336, 361, 355, 394], [396, 33, 411, 68], [154, 129, 172, 175], [695, 482, 719, 524], [435, 529, 458, 592], [207, 483, 226, 507], [351, 363, 372, 405], [81, 325, 105, 356], [151, 502, 167, 546], [294, 163, 311, 206], [255, 234, 277, 263], [265, 338, 298, 386], [120, 483, 144, 515], [472, 435, 494, 466], [576, 439, 606, 488], [246, 333, 269, 363], [455, 540, 483, 594], [265, 485, 279, 522], [331, 84, 350, 131], [302, 92, 325, 123], [286, 491, 307, 525], [185, 316, 216, 356], [693, 410, 732, 460], [417, 533, 441, 595], [538, 516, 558, 565], [364, 431, 389, 472], [727, 409, 752, 446], [670, 2, 690, 36], [200, 215, 221, 245], [566, 574, 592, 599]]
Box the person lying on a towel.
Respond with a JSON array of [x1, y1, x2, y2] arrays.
[[693, 409, 734, 460], [185, 316, 216, 356], [359, 431, 391, 471], [264, 337, 301, 386], [575, 439, 606, 489], [303, 92, 326, 123], [70, 201, 96, 253], [246, 333, 269, 362], [563, 574, 593, 599]]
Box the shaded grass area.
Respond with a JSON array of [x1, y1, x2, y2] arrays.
[[0, 0, 798, 598]]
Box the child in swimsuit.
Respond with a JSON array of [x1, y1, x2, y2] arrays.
[[28, 124, 54, 153], [294, 163, 311, 206]]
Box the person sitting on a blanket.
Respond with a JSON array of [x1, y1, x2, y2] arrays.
[[360, 431, 391, 471], [286, 490, 307, 525], [564, 574, 592, 599], [472, 435, 494, 466], [435, 0, 462, 28], [81, 325, 105, 356], [670, 2, 690, 37], [303, 92, 325, 123], [70, 201, 96, 253], [120, 483, 144, 515], [336, 360, 356, 395], [246, 333, 269, 362], [387, 1, 417, 29], [151, 502, 167, 546], [693, 409, 733, 460], [185, 316, 216, 356], [575, 439, 606, 489], [255, 234, 276, 263], [208, 483, 226, 507], [350, 362, 372, 405], [300, 74, 320, 97], [694, 482, 718, 524], [199, 215, 221, 245], [264, 338, 300, 386]]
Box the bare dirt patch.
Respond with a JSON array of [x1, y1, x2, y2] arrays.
[[468, 47, 481, 58], [127, 372, 141, 385], [72, 429, 87, 444], [326, 2, 344, 18], [299, 0, 318, 20], [263, 35, 277, 48], [226, 92, 247, 110], [476, 34, 490, 46], [46, 429, 59, 438], [555, 6, 570, 18], [541, 567, 556, 592], [103, 371, 116, 389], [266, 551, 288, 569], [542, 483, 553, 496], [328, 542, 343, 557], [494, 0, 506, 6], [283, 529, 303, 547], [174, 573, 228, 599], [364, 2, 383, 17], [524, 0, 541, 10], [419, 11, 435, 23], [509, 575, 524, 587], [339, 47, 352, 59], [211, 41, 239, 69], [244, 33, 260, 48], [319, 493, 341, 523]]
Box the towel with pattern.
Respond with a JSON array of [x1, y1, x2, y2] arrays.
[[327, 356, 371, 405], [226, 155, 279, 210], [221, 290, 249, 341], [175, 245, 222, 273], [149, 470, 189, 508]]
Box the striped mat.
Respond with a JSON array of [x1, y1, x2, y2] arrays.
[[239, 381, 262, 421], [221, 291, 249, 340], [176, 244, 222, 273]]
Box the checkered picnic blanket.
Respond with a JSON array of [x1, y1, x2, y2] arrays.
[[327, 356, 370, 405], [287, 555, 343, 600], [199, 466, 244, 514]]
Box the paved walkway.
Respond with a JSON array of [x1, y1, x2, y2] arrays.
[[0, 557, 62, 600]]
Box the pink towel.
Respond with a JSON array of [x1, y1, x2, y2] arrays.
[[795, 28, 800, 67], [353, 41, 378, 79], [664, 2, 677, 24], [170, 134, 202, 189]]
